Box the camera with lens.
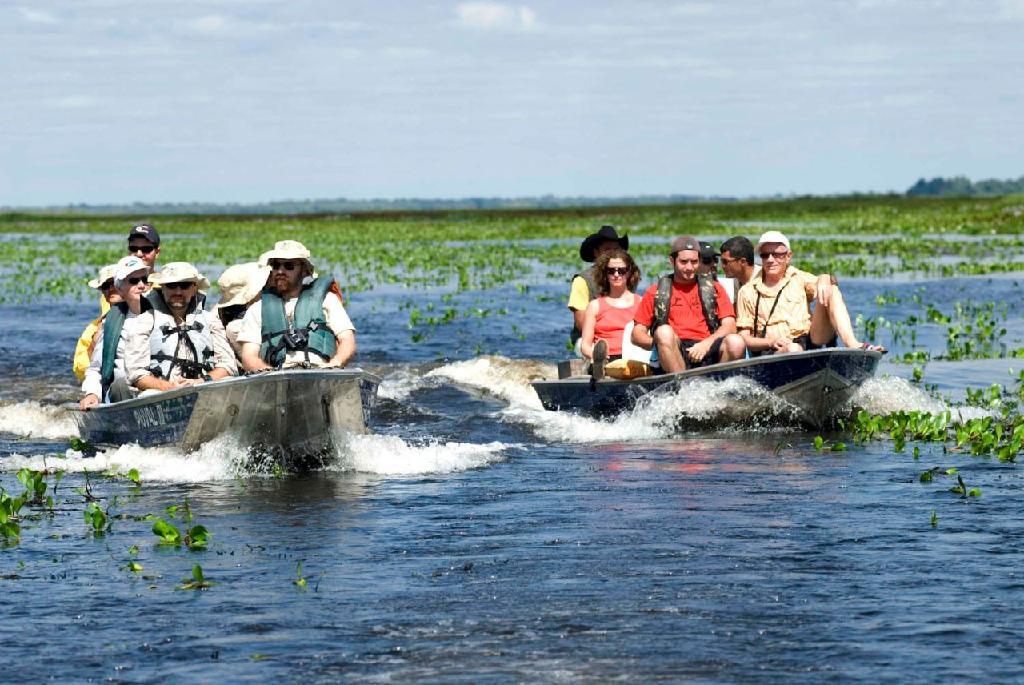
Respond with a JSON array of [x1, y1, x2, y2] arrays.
[[283, 328, 309, 350]]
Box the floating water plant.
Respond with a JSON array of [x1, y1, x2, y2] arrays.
[[176, 564, 214, 590]]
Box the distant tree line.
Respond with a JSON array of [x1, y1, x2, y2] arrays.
[[10, 194, 737, 216], [906, 175, 1024, 197]]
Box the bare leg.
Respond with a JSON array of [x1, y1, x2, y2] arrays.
[[654, 326, 686, 373], [809, 286, 860, 348], [720, 333, 746, 362]]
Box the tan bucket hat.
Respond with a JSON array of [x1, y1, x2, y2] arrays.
[[149, 262, 211, 291], [216, 262, 271, 309], [87, 263, 119, 290], [258, 240, 314, 272]]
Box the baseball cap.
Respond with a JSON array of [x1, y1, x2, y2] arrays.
[[128, 223, 160, 247]]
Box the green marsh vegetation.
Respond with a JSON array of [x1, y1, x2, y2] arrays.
[[3, 193, 1024, 550]]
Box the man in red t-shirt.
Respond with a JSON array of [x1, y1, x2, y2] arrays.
[[631, 235, 747, 373]]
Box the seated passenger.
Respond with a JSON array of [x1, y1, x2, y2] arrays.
[[579, 249, 643, 379], [125, 262, 237, 393], [631, 235, 746, 373], [79, 257, 151, 409], [73, 263, 121, 382], [215, 262, 270, 359], [736, 231, 884, 355], [237, 240, 356, 371], [569, 225, 629, 354]]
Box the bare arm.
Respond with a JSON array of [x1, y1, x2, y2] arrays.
[[579, 299, 601, 360], [631, 322, 653, 350], [241, 342, 272, 372], [328, 330, 356, 367]]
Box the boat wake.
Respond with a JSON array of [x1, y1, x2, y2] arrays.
[[0, 401, 78, 440], [413, 356, 983, 444], [330, 432, 511, 475]]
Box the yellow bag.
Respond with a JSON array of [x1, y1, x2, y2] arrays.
[[604, 359, 651, 380]]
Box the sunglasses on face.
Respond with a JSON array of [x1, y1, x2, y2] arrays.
[[759, 250, 790, 261], [701, 258, 718, 265], [720, 256, 740, 265], [126, 275, 149, 286], [100, 280, 115, 291], [605, 266, 630, 276], [269, 260, 299, 271], [128, 244, 156, 255], [162, 281, 195, 291]]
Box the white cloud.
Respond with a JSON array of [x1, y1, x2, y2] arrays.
[[17, 7, 58, 24], [189, 15, 229, 34], [998, 0, 1024, 19], [455, 2, 537, 30]]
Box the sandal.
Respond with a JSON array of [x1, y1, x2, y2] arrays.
[[860, 342, 887, 353]]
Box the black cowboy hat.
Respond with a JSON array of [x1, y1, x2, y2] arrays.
[[579, 225, 629, 263]]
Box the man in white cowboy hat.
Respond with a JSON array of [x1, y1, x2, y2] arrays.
[[215, 262, 271, 359], [73, 263, 122, 382], [735, 230, 884, 355], [568, 225, 629, 353], [80, 256, 152, 409], [236, 240, 356, 371], [124, 262, 237, 394]]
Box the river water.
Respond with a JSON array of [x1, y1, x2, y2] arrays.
[[2, 269, 1024, 682]]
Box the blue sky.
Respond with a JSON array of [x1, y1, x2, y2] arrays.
[[2, 0, 1022, 205]]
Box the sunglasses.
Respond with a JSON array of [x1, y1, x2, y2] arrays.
[[126, 275, 149, 286], [605, 266, 630, 276], [701, 257, 718, 265], [269, 260, 299, 271], [128, 244, 156, 255], [162, 281, 195, 291], [100, 280, 115, 291], [759, 250, 790, 261]]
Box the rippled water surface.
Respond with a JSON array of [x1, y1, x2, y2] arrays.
[[3, 267, 1024, 682]]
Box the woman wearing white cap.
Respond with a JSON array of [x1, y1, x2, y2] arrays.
[[79, 256, 151, 409], [236, 240, 356, 371], [73, 263, 122, 382]]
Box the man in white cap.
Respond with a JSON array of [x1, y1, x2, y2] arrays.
[[79, 256, 151, 409], [215, 262, 270, 359], [236, 240, 356, 371], [124, 262, 237, 393], [735, 231, 884, 355], [73, 263, 122, 382]]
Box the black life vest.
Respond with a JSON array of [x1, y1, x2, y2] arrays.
[[651, 273, 719, 335], [259, 277, 338, 367], [569, 270, 599, 345]]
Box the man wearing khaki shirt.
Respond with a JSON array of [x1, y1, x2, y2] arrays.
[[736, 231, 884, 355]]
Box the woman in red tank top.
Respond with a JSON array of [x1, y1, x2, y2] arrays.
[[580, 249, 642, 361]]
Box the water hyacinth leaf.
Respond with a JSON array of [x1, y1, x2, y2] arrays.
[[919, 471, 933, 483], [814, 436, 824, 451], [152, 518, 181, 545], [931, 511, 938, 528], [187, 525, 210, 549]]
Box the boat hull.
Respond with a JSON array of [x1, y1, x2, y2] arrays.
[[72, 369, 380, 469], [531, 348, 880, 428]]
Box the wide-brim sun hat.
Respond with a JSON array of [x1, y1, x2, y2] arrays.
[[113, 255, 150, 285], [259, 240, 315, 273], [216, 262, 271, 309], [87, 264, 119, 289], [149, 262, 211, 291], [579, 225, 629, 263], [755, 230, 791, 252]]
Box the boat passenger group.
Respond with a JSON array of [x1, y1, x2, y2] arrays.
[[568, 225, 884, 380], [74, 224, 354, 410], [74, 222, 884, 410]]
